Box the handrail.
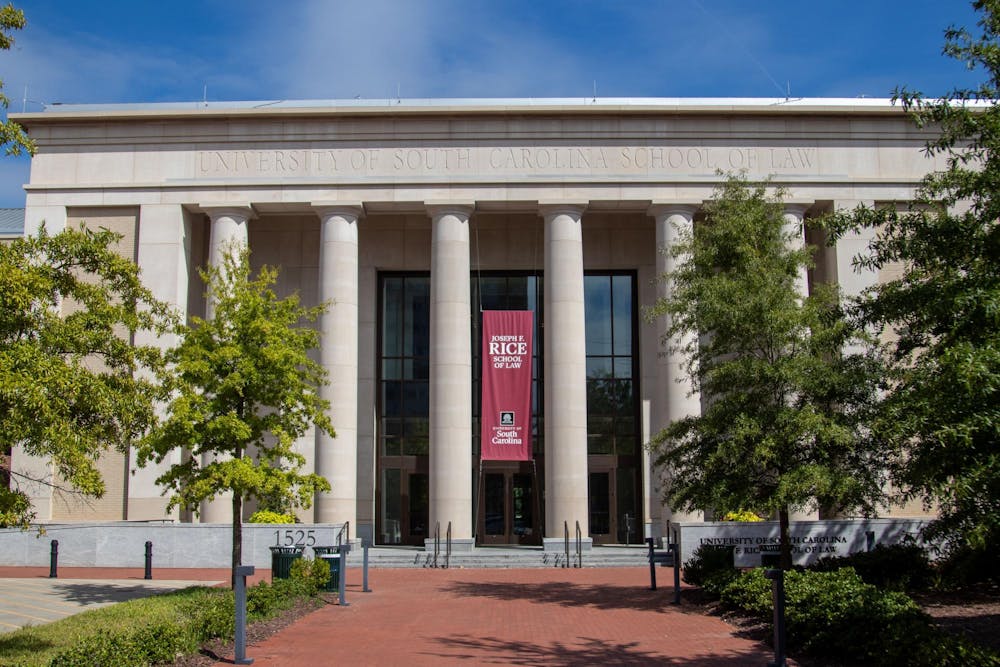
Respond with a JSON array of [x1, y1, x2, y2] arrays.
[[575, 520, 583, 568], [432, 521, 440, 568], [445, 521, 452, 569], [563, 521, 570, 569], [336, 521, 350, 547]]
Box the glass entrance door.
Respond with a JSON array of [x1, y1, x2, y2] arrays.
[[588, 462, 640, 545], [477, 466, 540, 545]]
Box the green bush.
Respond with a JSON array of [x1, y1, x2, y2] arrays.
[[248, 509, 296, 524], [810, 543, 934, 591], [721, 567, 1000, 666], [682, 544, 738, 597]]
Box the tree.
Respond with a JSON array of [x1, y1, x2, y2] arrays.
[[0, 224, 172, 528], [826, 0, 1000, 557], [649, 174, 887, 568], [138, 246, 332, 579], [0, 3, 34, 156]]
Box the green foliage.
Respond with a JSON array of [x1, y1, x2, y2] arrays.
[[138, 244, 332, 573], [825, 0, 1000, 561], [721, 509, 763, 522], [248, 509, 296, 524], [721, 567, 1000, 666], [0, 576, 327, 666], [810, 543, 935, 591], [681, 544, 738, 597], [289, 555, 331, 594], [0, 224, 172, 528], [0, 3, 33, 156], [648, 174, 888, 564]]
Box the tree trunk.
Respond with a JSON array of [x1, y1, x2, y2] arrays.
[[232, 493, 242, 589], [778, 507, 792, 570]]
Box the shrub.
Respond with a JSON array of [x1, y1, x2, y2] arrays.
[[810, 543, 934, 591], [721, 567, 1000, 666], [721, 510, 763, 522], [248, 509, 296, 524], [682, 544, 738, 597]]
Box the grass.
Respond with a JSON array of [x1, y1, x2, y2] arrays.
[[0, 586, 224, 667]]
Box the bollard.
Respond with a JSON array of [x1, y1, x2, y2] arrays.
[[49, 540, 58, 579], [144, 541, 153, 580], [362, 538, 372, 593], [670, 542, 681, 605], [764, 568, 786, 667], [646, 537, 657, 590], [233, 565, 255, 665], [337, 543, 351, 607]]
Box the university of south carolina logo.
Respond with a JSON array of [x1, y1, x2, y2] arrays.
[[500, 411, 515, 426]]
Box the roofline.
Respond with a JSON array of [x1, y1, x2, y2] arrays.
[[11, 97, 911, 123]]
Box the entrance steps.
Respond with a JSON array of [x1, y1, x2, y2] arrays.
[[350, 544, 652, 569]]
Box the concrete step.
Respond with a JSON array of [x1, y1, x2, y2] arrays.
[[343, 545, 654, 569]]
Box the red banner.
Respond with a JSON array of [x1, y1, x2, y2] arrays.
[[480, 310, 533, 461]]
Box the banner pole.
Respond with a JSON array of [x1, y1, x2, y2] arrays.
[[532, 458, 542, 542]]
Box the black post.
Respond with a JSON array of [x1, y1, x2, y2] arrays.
[[646, 537, 657, 591], [233, 564, 255, 665], [144, 541, 153, 580], [337, 543, 351, 606], [48, 540, 58, 578], [362, 538, 372, 593], [764, 568, 786, 667], [865, 530, 875, 552], [670, 542, 681, 605]]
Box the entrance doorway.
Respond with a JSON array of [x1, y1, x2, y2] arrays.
[[588, 460, 641, 545], [477, 463, 541, 546]]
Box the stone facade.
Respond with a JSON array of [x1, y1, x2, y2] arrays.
[[10, 98, 937, 547]]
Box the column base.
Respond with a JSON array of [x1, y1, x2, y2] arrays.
[[542, 537, 594, 552], [423, 537, 476, 552]]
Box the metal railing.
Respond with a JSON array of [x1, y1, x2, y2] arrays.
[[444, 521, 452, 569], [575, 521, 583, 568], [563, 521, 570, 568], [432, 522, 440, 568], [335, 521, 350, 547]]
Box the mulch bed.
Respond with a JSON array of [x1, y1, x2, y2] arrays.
[[172, 593, 333, 666]]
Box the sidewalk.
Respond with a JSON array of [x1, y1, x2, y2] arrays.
[[222, 566, 791, 666]]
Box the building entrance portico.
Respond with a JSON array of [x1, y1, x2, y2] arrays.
[[12, 98, 938, 543]]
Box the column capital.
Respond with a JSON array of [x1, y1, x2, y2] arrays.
[[312, 203, 364, 221], [425, 202, 475, 219], [539, 202, 587, 219], [198, 204, 255, 222], [647, 203, 699, 220], [782, 202, 812, 219]]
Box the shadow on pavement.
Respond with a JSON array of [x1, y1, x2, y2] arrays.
[[430, 634, 770, 665], [50, 582, 174, 605], [443, 579, 696, 613]]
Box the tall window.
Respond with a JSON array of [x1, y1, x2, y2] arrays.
[[584, 274, 637, 457]]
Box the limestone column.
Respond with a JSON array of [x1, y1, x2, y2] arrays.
[[427, 204, 474, 548], [313, 204, 362, 530], [200, 205, 252, 524], [783, 204, 811, 301], [541, 204, 590, 548], [648, 204, 703, 532]]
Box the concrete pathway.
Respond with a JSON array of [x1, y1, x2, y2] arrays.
[[0, 567, 229, 634], [222, 566, 792, 666]]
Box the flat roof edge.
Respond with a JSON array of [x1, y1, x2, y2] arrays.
[[10, 97, 913, 123]]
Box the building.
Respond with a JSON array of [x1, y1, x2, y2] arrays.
[[10, 98, 936, 549]]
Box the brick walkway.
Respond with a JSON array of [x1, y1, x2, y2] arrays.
[[222, 566, 789, 666]]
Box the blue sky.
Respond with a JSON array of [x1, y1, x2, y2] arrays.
[[0, 0, 986, 206]]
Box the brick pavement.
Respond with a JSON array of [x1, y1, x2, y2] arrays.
[[223, 566, 791, 666]]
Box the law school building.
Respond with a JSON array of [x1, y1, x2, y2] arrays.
[[11, 98, 937, 550]]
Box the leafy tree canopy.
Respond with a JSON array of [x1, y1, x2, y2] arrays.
[[0, 4, 34, 156], [650, 174, 887, 567], [826, 0, 1000, 551], [0, 224, 172, 528], [138, 245, 332, 573]]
